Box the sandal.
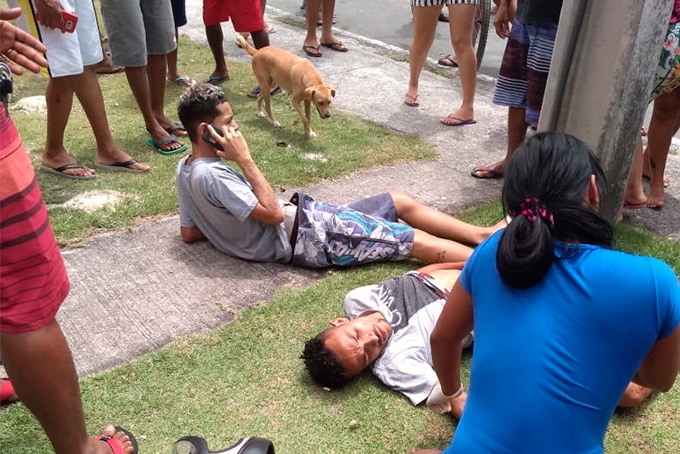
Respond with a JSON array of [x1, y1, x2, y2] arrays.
[[303, 44, 322, 57], [404, 93, 419, 107]]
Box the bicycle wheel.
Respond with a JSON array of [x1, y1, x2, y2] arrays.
[[473, 0, 492, 69]]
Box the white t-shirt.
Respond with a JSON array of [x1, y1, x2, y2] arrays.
[[343, 272, 449, 405]]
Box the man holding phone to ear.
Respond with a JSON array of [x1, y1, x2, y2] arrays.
[[21, 0, 149, 178], [176, 83, 503, 268]]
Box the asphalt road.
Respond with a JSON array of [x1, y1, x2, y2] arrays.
[[267, 1, 672, 132], [268, 0, 507, 78]]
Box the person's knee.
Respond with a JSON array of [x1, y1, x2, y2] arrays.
[[389, 190, 413, 211]]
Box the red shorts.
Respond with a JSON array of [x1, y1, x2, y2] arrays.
[[0, 106, 70, 334], [202, 0, 264, 32]]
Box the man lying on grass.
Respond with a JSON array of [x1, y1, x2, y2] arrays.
[[300, 262, 652, 418], [176, 83, 501, 268]]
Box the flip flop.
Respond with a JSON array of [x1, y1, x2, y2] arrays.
[[167, 75, 196, 88], [440, 115, 477, 127], [247, 85, 283, 98], [40, 161, 97, 180], [96, 426, 139, 454], [1, 379, 18, 406], [94, 159, 149, 173], [303, 44, 322, 57], [165, 123, 188, 136], [404, 93, 419, 107], [471, 165, 503, 179], [320, 41, 348, 52], [437, 54, 458, 68], [622, 201, 648, 210], [173, 435, 274, 454], [145, 136, 188, 156], [205, 74, 230, 85]]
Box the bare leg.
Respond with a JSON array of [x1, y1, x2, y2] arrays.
[[390, 190, 502, 245], [251, 29, 270, 49], [645, 88, 680, 208], [41, 75, 95, 177], [206, 24, 230, 80], [407, 6, 441, 104], [147, 53, 183, 134], [0, 320, 134, 454], [441, 4, 477, 124], [472, 106, 527, 176], [318, 0, 340, 45], [75, 66, 150, 171], [411, 229, 474, 263], [411, 449, 443, 454], [623, 136, 647, 206], [303, 0, 322, 49], [125, 65, 183, 151], [166, 27, 187, 85]]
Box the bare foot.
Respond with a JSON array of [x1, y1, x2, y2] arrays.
[[440, 107, 474, 126], [155, 115, 188, 137], [147, 126, 185, 153], [95, 426, 136, 454], [471, 160, 505, 179], [646, 189, 664, 210], [41, 151, 95, 178], [95, 148, 150, 172]]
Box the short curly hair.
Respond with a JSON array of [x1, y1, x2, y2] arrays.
[[177, 83, 228, 143], [300, 331, 351, 389]]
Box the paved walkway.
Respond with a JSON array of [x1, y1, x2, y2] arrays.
[[5, 3, 678, 379]]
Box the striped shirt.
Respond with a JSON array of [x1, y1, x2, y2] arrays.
[[0, 105, 69, 333]]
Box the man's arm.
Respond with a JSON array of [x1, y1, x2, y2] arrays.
[[430, 281, 474, 404], [180, 226, 206, 244], [632, 324, 680, 392], [210, 125, 283, 225]]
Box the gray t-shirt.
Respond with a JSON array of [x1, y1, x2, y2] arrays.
[[343, 272, 447, 405], [176, 156, 292, 263]]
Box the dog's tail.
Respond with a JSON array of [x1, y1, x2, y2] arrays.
[[236, 35, 258, 57]]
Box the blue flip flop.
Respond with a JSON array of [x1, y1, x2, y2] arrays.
[[247, 86, 283, 98], [205, 74, 230, 85]]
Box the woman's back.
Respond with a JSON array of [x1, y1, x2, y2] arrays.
[[451, 232, 679, 453]]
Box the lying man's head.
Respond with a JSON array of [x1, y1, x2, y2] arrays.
[[177, 83, 229, 144], [301, 312, 392, 388]]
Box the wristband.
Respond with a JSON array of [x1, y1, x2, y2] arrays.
[[443, 385, 464, 400]]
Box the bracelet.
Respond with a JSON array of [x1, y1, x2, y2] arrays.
[[443, 385, 464, 400]]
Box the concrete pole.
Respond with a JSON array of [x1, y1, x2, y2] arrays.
[[538, 0, 673, 224]]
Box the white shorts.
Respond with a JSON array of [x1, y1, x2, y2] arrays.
[[25, 0, 103, 77]]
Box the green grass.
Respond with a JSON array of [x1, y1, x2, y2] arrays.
[[10, 35, 435, 246], [1, 204, 678, 453]]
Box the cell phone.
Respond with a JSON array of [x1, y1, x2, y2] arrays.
[[36, 10, 78, 33], [202, 124, 224, 151]]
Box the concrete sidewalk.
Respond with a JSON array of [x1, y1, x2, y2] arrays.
[[8, 3, 679, 380]]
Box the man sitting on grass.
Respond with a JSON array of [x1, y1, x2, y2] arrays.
[[176, 83, 502, 269], [300, 263, 653, 418]]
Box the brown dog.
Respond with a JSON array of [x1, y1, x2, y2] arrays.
[[236, 35, 335, 138]]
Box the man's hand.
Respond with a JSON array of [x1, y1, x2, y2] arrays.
[[0, 8, 48, 75], [427, 382, 463, 414], [449, 391, 467, 420], [494, 0, 517, 39], [210, 125, 253, 166], [34, 0, 67, 32]]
